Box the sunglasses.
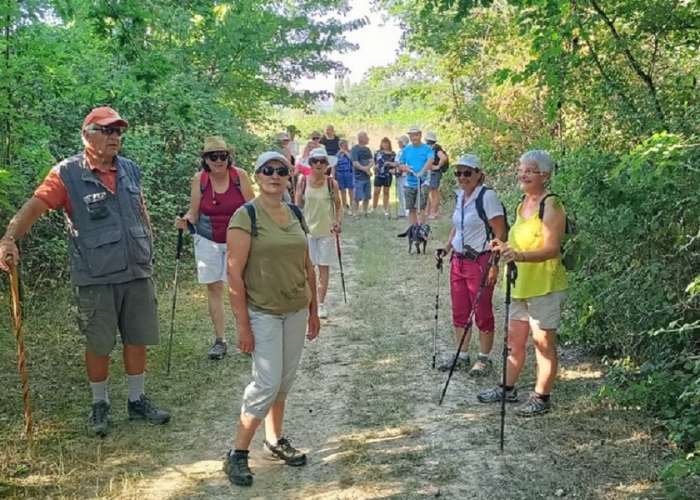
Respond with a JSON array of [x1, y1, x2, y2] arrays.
[[311, 136, 321, 141], [454, 169, 476, 178], [205, 152, 229, 162], [310, 158, 328, 165], [90, 125, 125, 136], [259, 165, 290, 177]]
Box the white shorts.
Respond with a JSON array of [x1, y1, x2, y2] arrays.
[[509, 291, 566, 331], [193, 234, 227, 284], [308, 235, 335, 267]]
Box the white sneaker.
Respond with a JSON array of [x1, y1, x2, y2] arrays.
[[318, 303, 329, 319]]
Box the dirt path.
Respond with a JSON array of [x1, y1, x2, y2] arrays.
[[1, 216, 668, 499]]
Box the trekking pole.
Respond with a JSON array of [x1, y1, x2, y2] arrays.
[[432, 254, 444, 369], [7, 258, 33, 443], [438, 252, 497, 405], [335, 233, 347, 304], [166, 212, 185, 375], [500, 262, 517, 452]]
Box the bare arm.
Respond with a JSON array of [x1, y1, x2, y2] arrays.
[[305, 246, 320, 340], [236, 168, 255, 202], [227, 227, 254, 352], [417, 157, 433, 178], [0, 196, 50, 271], [488, 215, 507, 243], [433, 150, 448, 171], [294, 175, 306, 207], [331, 179, 343, 231]]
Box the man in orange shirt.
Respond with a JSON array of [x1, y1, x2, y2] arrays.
[[0, 106, 170, 436]]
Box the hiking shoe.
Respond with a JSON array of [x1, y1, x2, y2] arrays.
[[517, 394, 551, 417], [127, 395, 171, 424], [89, 400, 111, 437], [437, 354, 470, 372], [318, 303, 328, 319], [223, 450, 253, 487], [263, 437, 307, 466], [468, 358, 493, 377], [477, 385, 519, 403], [208, 338, 227, 360]]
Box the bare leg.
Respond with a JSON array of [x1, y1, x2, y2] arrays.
[[532, 328, 558, 394], [408, 209, 417, 225], [505, 320, 530, 387], [85, 352, 110, 382], [234, 412, 263, 450], [264, 399, 286, 444], [317, 265, 329, 304], [372, 186, 381, 210], [382, 186, 390, 213], [361, 199, 369, 215], [479, 330, 494, 355], [207, 281, 226, 340], [453, 326, 471, 352]]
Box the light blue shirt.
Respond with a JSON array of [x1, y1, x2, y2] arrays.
[[399, 143, 433, 189]]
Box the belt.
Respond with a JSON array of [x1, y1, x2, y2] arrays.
[[452, 249, 490, 261]]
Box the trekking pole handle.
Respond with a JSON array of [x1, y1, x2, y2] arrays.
[[176, 212, 185, 259]]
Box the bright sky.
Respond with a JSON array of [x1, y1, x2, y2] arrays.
[[295, 0, 403, 93]]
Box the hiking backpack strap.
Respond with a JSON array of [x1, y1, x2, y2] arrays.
[[243, 202, 258, 237], [539, 193, 558, 220], [475, 187, 493, 240], [287, 203, 309, 234]]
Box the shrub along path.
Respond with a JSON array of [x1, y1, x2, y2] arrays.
[[0, 215, 669, 499]]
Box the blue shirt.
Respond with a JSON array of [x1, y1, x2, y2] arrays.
[[336, 151, 353, 173], [351, 145, 372, 181], [399, 143, 433, 188]]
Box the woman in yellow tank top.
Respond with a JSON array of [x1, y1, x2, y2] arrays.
[[477, 150, 567, 417]]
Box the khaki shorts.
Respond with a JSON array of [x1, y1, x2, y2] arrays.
[[76, 278, 159, 356], [509, 291, 566, 331], [405, 186, 428, 210]]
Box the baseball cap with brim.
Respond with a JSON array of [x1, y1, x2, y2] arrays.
[[201, 136, 233, 155], [407, 126, 422, 134], [425, 131, 437, 142], [82, 106, 128, 130], [255, 151, 291, 171], [308, 147, 338, 167], [455, 154, 481, 170]]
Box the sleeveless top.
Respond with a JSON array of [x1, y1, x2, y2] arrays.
[[198, 168, 246, 243], [509, 200, 568, 299], [302, 177, 333, 237]]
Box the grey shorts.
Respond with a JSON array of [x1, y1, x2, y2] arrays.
[[76, 278, 159, 356], [509, 291, 566, 331], [405, 186, 428, 210]]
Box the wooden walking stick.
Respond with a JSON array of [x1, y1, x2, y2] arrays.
[[8, 259, 33, 442]]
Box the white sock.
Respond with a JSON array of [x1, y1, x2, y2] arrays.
[[90, 380, 109, 404], [127, 373, 145, 402], [478, 352, 490, 361], [458, 352, 469, 360]]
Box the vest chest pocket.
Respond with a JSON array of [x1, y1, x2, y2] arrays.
[[83, 192, 109, 220], [128, 225, 153, 264], [81, 228, 128, 277]]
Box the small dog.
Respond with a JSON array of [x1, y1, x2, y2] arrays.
[[402, 223, 430, 254]]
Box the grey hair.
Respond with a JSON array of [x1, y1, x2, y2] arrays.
[[520, 150, 554, 173]]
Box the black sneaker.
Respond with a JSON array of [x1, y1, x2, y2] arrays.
[[517, 394, 551, 417], [477, 385, 520, 403], [89, 400, 111, 437], [223, 450, 253, 487], [208, 338, 227, 360], [127, 395, 171, 424], [263, 437, 307, 466], [437, 354, 470, 372]]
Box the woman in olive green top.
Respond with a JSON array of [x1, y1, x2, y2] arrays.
[[224, 151, 320, 487]]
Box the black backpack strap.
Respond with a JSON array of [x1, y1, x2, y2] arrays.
[[287, 203, 309, 234], [243, 202, 258, 237], [539, 193, 558, 219], [199, 171, 209, 194], [475, 187, 493, 239]]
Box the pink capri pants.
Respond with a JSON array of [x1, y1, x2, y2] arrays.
[[449, 252, 496, 332]]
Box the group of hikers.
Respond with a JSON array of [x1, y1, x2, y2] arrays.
[[0, 107, 568, 488]]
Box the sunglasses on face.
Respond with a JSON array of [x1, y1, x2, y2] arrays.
[[259, 165, 290, 177], [205, 152, 229, 162], [310, 158, 328, 165], [90, 125, 125, 136], [454, 169, 476, 178], [311, 136, 321, 141]]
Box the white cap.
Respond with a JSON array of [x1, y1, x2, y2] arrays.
[[425, 131, 437, 142], [407, 125, 421, 134], [255, 151, 291, 171], [455, 154, 481, 170], [308, 147, 338, 167]]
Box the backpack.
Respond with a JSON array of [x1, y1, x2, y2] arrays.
[[474, 186, 509, 241], [522, 193, 577, 270], [433, 144, 450, 173], [243, 202, 309, 237]]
